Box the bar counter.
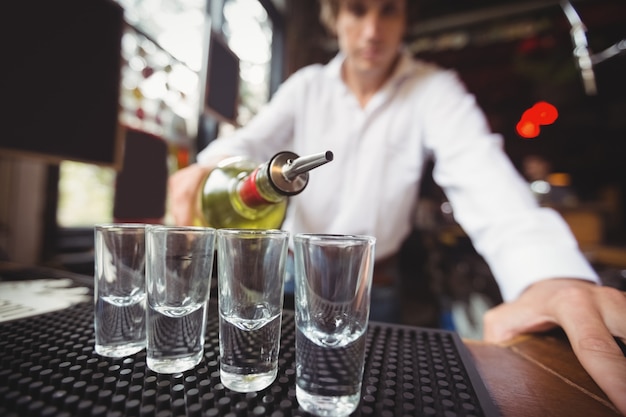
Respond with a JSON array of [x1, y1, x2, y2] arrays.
[[0, 264, 621, 417], [467, 331, 622, 417]]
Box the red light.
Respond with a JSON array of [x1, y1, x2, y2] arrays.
[[516, 119, 540, 138], [516, 101, 558, 138], [530, 101, 558, 124]]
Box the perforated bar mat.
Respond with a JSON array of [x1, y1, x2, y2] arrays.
[[0, 283, 500, 417]]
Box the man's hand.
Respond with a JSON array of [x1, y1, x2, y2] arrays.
[[167, 164, 213, 226], [483, 278, 626, 415]]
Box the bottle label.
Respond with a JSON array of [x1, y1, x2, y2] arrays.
[[239, 168, 270, 207]]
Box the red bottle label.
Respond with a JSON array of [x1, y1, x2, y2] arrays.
[[239, 168, 270, 207]]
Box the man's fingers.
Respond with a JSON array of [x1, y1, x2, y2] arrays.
[[569, 331, 626, 414], [168, 165, 211, 226], [483, 282, 626, 415], [483, 300, 556, 343], [597, 288, 626, 335], [554, 289, 626, 415]]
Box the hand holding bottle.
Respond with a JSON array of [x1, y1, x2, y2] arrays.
[[198, 150, 333, 229], [168, 163, 215, 226], [168, 151, 333, 228]]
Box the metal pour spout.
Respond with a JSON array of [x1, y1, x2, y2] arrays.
[[267, 150, 334, 196], [282, 150, 334, 181]]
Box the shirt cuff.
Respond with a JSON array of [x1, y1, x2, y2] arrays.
[[489, 243, 600, 301]]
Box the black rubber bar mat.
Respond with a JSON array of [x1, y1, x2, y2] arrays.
[[0, 268, 500, 417]]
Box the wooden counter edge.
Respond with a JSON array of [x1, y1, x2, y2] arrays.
[[463, 334, 622, 417]]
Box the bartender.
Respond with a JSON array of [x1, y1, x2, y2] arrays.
[[169, 0, 626, 414]]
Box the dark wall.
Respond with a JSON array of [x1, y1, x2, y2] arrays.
[[417, 1, 626, 242], [1, 0, 124, 168]]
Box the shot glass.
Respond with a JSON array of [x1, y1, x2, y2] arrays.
[[217, 229, 289, 392], [145, 225, 216, 374], [94, 223, 147, 358], [293, 233, 376, 417]]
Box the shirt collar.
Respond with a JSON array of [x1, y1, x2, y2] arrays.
[[323, 47, 416, 89]]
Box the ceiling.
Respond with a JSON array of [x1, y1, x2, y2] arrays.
[[271, 0, 595, 36], [411, 0, 567, 35], [417, 0, 563, 18], [270, 0, 559, 15]]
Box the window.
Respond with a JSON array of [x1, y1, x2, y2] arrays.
[[223, 0, 273, 126], [56, 0, 276, 230], [57, 162, 116, 227]]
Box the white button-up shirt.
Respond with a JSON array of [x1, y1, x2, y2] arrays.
[[198, 50, 598, 301]]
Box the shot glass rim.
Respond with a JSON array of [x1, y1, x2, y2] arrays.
[[146, 225, 217, 234], [95, 223, 147, 232], [216, 228, 289, 238], [293, 233, 376, 244]]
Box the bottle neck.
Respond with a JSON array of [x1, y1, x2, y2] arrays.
[[238, 167, 285, 208], [234, 150, 333, 209]]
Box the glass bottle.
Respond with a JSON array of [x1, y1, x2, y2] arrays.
[[197, 150, 333, 229]]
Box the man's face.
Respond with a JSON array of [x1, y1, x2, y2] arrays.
[[336, 0, 407, 78]]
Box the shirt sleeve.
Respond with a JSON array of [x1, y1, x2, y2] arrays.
[[419, 70, 599, 301]]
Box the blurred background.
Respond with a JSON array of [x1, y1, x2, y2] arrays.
[[1, 0, 625, 332]]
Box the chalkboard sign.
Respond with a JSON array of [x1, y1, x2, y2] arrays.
[[0, 0, 125, 168]]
